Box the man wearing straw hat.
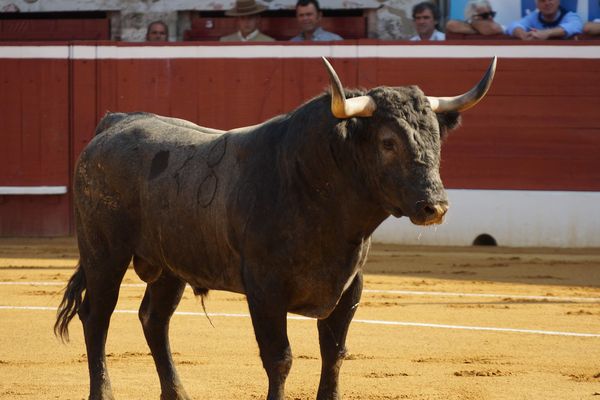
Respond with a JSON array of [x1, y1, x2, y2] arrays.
[[220, 0, 275, 42]]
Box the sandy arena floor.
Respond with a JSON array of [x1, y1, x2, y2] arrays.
[[0, 237, 599, 399]]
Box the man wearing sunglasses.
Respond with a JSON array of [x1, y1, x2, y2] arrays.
[[446, 0, 505, 36], [508, 0, 583, 40]]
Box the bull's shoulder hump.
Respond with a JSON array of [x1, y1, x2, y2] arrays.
[[95, 111, 155, 135], [155, 115, 224, 135]]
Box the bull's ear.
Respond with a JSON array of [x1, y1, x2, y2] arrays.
[[436, 111, 461, 141]]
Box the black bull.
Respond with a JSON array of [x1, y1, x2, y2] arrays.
[[55, 57, 496, 400]]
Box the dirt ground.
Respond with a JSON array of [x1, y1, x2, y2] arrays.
[[1, 237, 599, 400]]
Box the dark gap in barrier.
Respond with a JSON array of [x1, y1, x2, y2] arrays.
[[473, 233, 497, 246]]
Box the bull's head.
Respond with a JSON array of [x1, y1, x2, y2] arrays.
[[323, 57, 496, 226]]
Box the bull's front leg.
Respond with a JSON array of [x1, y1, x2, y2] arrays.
[[316, 272, 363, 400], [245, 281, 292, 400]]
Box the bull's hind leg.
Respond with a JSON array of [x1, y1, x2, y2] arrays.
[[77, 252, 131, 400], [138, 269, 190, 400], [316, 273, 363, 400]]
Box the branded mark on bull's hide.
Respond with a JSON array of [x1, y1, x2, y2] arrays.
[[149, 150, 170, 180], [197, 171, 218, 208], [207, 136, 227, 167], [174, 149, 198, 195]]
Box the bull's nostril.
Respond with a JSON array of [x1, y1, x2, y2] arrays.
[[423, 205, 436, 216]]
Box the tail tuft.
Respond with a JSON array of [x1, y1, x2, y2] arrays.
[[192, 287, 214, 327], [54, 265, 86, 342]]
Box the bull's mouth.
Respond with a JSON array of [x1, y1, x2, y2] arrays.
[[409, 203, 449, 226], [410, 214, 446, 226], [388, 203, 448, 225]]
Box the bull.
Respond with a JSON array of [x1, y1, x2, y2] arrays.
[[55, 57, 496, 400]]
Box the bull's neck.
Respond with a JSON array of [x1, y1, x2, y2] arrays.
[[279, 104, 388, 239]]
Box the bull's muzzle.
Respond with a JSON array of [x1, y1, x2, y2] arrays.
[[410, 201, 449, 226]]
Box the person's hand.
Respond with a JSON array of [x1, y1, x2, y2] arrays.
[[513, 28, 533, 40], [471, 20, 503, 35], [529, 28, 551, 40]]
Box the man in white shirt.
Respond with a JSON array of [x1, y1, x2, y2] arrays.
[[410, 1, 446, 41]]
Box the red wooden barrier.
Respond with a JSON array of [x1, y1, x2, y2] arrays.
[[1, 42, 599, 236], [0, 57, 71, 235]]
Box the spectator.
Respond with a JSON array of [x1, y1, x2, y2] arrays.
[[410, 2, 445, 41], [507, 0, 583, 40], [220, 0, 275, 42], [583, 19, 600, 35], [446, 0, 505, 36], [146, 20, 169, 42], [290, 0, 342, 41]]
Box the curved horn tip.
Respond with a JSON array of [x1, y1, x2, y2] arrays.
[[428, 56, 498, 113], [481, 56, 497, 86]]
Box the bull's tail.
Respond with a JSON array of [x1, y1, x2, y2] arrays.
[[54, 264, 86, 342]]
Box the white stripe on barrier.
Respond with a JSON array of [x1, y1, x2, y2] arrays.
[[0, 304, 598, 338], [1, 45, 600, 60], [0, 186, 67, 195]]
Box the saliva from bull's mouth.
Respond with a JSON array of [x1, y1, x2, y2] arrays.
[[410, 215, 446, 226]]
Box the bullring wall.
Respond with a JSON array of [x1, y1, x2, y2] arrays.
[[0, 41, 599, 245]]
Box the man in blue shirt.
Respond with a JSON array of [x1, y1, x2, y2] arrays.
[[508, 0, 583, 40], [290, 0, 343, 41]]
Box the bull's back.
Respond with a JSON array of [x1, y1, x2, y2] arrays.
[[74, 112, 244, 291]]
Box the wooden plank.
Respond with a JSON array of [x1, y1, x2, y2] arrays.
[[97, 59, 119, 119], [71, 59, 99, 164], [0, 59, 71, 236], [261, 16, 365, 40], [39, 60, 69, 184], [463, 95, 600, 129], [0, 59, 22, 185], [169, 59, 201, 122], [441, 127, 600, 191], [0, 18, 109, 41], [369, 58, 600, 97], [282, 57, 339, 112], [0, 196, 70, 236], [195, 58, 285, 129], [19, 61, 43, 184], [185, 16, 365, 41]]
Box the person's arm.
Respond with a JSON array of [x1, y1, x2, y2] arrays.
[[529, 26, 566, 40], [471, 19, 504, 35], [584, 22, 600, 35], [511, 26, 532, 40], [445, 20, 477, 34], [556, 12, 584, 38], [507, 13, 534, 40]]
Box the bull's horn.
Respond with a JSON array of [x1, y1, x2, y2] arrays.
[[322, 57, 376, 119], [427, 56, 497, 113]]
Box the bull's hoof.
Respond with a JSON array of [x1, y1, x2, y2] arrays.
[[89, 394, 115, 400], [160, 388, 191, 400]]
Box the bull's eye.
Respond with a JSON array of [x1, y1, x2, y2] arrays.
[[382, 139, 396, 151]]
